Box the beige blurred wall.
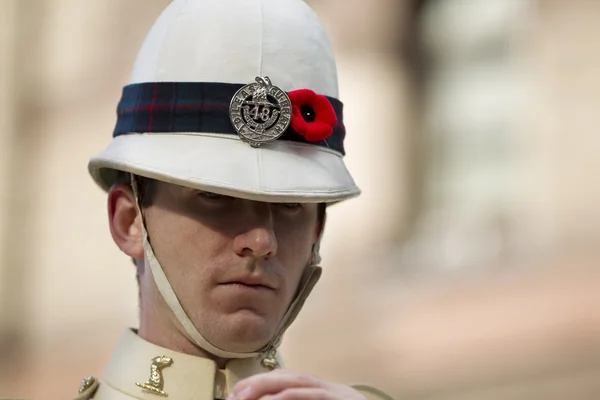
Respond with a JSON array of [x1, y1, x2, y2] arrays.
[[526, 0, 600, 248]]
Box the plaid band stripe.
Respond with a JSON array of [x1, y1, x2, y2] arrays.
[[114, 82, 346, 155]]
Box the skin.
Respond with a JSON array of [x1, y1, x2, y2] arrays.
[[229, 370, 367, 400], [107, 180, 366, 400]]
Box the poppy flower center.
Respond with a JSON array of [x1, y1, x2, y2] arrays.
[[300, 105, 316, 122]]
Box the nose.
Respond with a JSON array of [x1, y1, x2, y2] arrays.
[[232, 205, 278, 259]]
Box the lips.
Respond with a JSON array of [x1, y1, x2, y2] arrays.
[[225, 282, 273, 292], [221, 276, 276, 291]]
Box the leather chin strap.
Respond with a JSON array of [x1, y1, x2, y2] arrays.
[[131, 177, 322, 360]]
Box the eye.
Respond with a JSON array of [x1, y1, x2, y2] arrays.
[[197, 191, 231, 200], [278, 202, 302, 211]]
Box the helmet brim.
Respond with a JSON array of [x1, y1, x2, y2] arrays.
[[88, 133, 360, 203]]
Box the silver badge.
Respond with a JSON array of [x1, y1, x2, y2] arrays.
[[230, 76, 292, 147]]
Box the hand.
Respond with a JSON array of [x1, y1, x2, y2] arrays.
[[227, 369, 367, 400]]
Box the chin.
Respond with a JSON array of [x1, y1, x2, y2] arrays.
[[210, 309, 277, 353]]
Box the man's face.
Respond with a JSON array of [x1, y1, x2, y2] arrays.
[[140, 182, 320, 353]]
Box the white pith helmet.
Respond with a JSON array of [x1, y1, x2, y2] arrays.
[[89, 0, 359, 203]]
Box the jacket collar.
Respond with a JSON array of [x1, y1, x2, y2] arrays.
[[102, 329, 276, 399]]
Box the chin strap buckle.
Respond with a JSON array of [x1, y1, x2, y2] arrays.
[[260, 347, 280, 370]]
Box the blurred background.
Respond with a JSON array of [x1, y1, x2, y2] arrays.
[[1, 0, 600, 398]]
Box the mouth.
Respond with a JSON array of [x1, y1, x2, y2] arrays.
[[220, 278, 276, 291], [224, 282, 274, 291]]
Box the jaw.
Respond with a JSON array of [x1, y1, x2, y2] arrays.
[[197, 308, 280, 353]]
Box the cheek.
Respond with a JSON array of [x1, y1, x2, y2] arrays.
[[274, 206, 319, 261], [277, 221, 314, 256], [146, 210, 230, 287], [274, 220, 316, 284]]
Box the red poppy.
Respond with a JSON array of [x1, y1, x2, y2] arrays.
[[288, 89, 337, 142]]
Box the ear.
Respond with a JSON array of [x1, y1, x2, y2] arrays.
[[108, 183, 144, 259]]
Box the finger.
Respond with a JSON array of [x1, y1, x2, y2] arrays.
[[230, 370, 324, 400], [260, 387, 334, 400]]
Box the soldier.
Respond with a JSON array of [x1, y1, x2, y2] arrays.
[[79, 0, 394, 399]]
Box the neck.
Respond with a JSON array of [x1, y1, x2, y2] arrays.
[[138, 295, 230, 369]]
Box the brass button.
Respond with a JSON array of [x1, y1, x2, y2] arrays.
[[261, 356, 279, 370]]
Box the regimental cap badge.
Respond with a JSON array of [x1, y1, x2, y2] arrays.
[[229, 76, 292, 148]]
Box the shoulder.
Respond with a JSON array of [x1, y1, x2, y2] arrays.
[[352, 384, 397, 400], [72, 376, 99, 400]]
